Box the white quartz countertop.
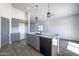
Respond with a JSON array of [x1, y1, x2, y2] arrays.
[[27, 32, 53, 39], [27, 32, 79, 42]]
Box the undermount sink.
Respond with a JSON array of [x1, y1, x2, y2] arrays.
[[35, 33, 42, 35]]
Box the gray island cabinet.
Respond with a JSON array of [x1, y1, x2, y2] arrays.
[[27, 33, 57, 56]]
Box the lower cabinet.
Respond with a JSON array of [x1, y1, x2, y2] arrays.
[[40, 37, 52, 56], [11, 33, 20, 42], [27, 34, 40, 51], [33, 35, 40, 51]]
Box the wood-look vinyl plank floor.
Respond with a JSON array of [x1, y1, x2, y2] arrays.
[[0, 39, 43, 56]]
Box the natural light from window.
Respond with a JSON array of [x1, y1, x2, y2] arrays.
[[67, 42, 79, 55], [52, 37, 57, 46]]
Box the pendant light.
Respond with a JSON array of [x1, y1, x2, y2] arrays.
[[35, 5, 38, 21], [47, 3, 51, 18], [47, 3, 54, 18]]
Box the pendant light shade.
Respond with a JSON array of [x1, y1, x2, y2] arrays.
[[47, 11, 51, 18], [47, 3, 51, 18], [35, 16, 38, 21]]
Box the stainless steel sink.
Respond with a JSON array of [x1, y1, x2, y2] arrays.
[[35, 33, 42, 35]]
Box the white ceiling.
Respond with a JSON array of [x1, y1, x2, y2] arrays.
[[12, 3, 79, 22]]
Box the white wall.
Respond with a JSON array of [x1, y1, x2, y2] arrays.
[[30, 14, 79, 41], [0, 3, 11, 18], [42, 15, 79, 41], [11, 7, 25, 20]]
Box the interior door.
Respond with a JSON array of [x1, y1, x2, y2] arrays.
[[1, 16, 9, 47]]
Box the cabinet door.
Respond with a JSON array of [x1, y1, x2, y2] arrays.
[[27, 34, 34, 47], [11, 33, 16, 42], [27, 34, 30, 44], [33, 35, 40, 51], [30, 34, 34, 47], [11, 33, 20, 42], [15, 33, 20, 41], [11, 18, 19, 27], [40, 37, 52, 56]]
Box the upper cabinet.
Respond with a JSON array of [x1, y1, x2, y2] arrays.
[[11, 18, 19, 27]]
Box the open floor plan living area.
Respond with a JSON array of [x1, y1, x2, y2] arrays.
[[0, 3, 79, 56]]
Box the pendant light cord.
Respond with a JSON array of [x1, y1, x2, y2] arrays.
[[36, 5, 38, 17], [48, 3, 50, 12]]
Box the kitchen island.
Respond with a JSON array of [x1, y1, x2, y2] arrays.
[[27, 32, 58, 56]]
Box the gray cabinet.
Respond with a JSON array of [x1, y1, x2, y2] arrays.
[[11, 33, 20, 42], [27, 34, 33, 46], [11, 18, 19, 27], [33, 35, 40, 51], [27, 34, 40, 51]]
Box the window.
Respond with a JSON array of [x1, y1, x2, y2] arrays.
[[38, 25, 43, 31]]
